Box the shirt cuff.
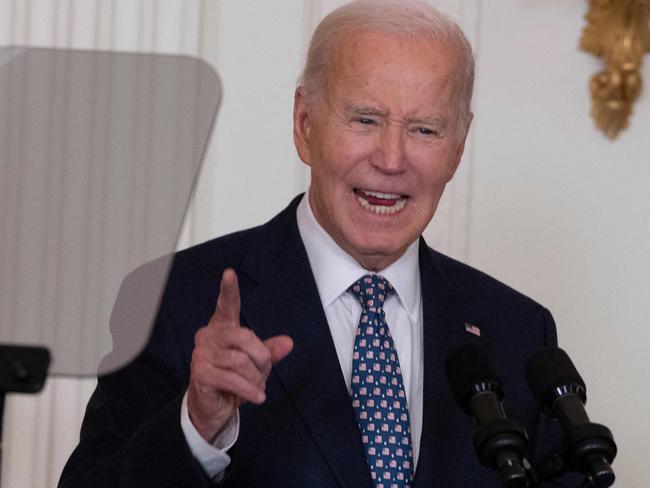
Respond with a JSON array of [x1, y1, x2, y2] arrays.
[[180, 390, 239, 479]]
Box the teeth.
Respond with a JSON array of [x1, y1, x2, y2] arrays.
[[364, 190, 402, 200], [356, 193, 407, 215]]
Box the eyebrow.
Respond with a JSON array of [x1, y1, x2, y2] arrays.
[[344, 103, 386, 116], [408, 115, 448, 128], [343, 103, 449, 128]]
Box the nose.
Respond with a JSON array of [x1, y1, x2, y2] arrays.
[[373, 124, 407, 174]]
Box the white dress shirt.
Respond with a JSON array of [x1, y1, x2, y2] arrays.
[[181, 192, 424, 477]]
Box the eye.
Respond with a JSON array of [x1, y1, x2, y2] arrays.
[[417, 127, 437, 136], [355, 117, 376, 125], [411, 126, 441, 139]]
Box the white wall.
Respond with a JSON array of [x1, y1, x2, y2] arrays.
[[1, 1, 648, 486], [467, 2, 649, 486]]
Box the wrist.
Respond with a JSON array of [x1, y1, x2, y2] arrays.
[[187, 396, 236, 443]]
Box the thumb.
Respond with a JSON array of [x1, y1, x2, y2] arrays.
[[264, 335, 294, 364]]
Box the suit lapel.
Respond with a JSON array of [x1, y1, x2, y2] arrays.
[[239, 198, 373, 488], [413, 240, 478, 487], [236, 199, 482, 487]]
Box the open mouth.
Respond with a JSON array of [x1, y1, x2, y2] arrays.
[[354, 189, 409, 215]]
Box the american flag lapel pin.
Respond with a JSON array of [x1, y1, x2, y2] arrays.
[[464, 322, 481, 337]]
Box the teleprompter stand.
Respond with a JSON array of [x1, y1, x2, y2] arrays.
[[0, 345, 51, 486]]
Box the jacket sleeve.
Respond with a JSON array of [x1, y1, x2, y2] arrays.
[[58, 260, 214, 488], [58, 358, 214, 488]]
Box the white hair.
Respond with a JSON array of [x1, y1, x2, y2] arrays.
[[299, 0, 475, 134]]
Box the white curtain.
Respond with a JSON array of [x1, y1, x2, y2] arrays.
[[1, 1, 219, 486], [20, 1, 644, 486], [4, 1, 649, 487]]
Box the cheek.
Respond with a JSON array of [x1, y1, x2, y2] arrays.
[[318, 137, 374, 179], [411, 147, 460, 187]]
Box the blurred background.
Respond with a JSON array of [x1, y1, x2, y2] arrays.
[[1, 1, 648, 486]]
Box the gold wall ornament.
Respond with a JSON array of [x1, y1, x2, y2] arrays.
[[580, 0, 650, 139]]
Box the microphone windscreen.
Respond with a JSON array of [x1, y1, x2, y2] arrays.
[[445, 344, 501, 409], [525, 347, 586, 408]]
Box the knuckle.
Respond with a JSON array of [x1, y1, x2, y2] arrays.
[[228, 328, 252, 349], [259, 347, 272, 365], [237, 327, 255, 343], [189, 365, 209, 388], [263, 362, 272, 377], [230, 351, 248, 370], [194, 326, 210, 344], [193, 328, 203, 344], [190, 348, 203, 368]]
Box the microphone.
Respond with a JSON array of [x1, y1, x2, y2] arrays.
[[446, 344, 532, 488], [525, 347, 617, 487]]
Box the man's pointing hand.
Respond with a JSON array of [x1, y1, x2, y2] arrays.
[[187, 268, 293, 442]]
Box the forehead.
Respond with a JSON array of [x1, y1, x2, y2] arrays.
[[327, 30, 460, 102]]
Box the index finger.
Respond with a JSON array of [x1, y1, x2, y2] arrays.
[[211, 268, 241, 328]]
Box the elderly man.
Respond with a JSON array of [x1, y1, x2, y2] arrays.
[[60, 1, 576, 487]]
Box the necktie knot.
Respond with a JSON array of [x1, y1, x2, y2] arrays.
[[348, 274, 393, 312]]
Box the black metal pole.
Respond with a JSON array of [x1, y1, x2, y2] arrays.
[[0, 391, 5, 487]]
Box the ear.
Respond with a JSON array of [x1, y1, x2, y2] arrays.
[[447, 112, 473, 181], [293, 87, 313, 166]]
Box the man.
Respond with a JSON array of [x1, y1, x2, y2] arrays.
[[60, 1, 577, 486]]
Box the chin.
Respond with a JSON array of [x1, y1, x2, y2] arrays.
[[349, 239, 409, 269], [355, 227, 414, 250]]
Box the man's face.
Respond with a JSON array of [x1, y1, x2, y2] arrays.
[[294, 31, 470, 270]]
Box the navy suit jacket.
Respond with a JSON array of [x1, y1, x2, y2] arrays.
[[60, 195, 579, 487]]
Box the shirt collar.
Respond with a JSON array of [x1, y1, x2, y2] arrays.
[[296, 190, 421, 324]]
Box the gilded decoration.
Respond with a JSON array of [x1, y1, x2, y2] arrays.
[[581, 0, 650, 139]]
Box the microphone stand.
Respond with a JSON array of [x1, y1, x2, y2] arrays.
[[524, 348, 617, 487], [533, 421, 616, 488], [0, 345, 50, 487], [472, 417, 536, 487]]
